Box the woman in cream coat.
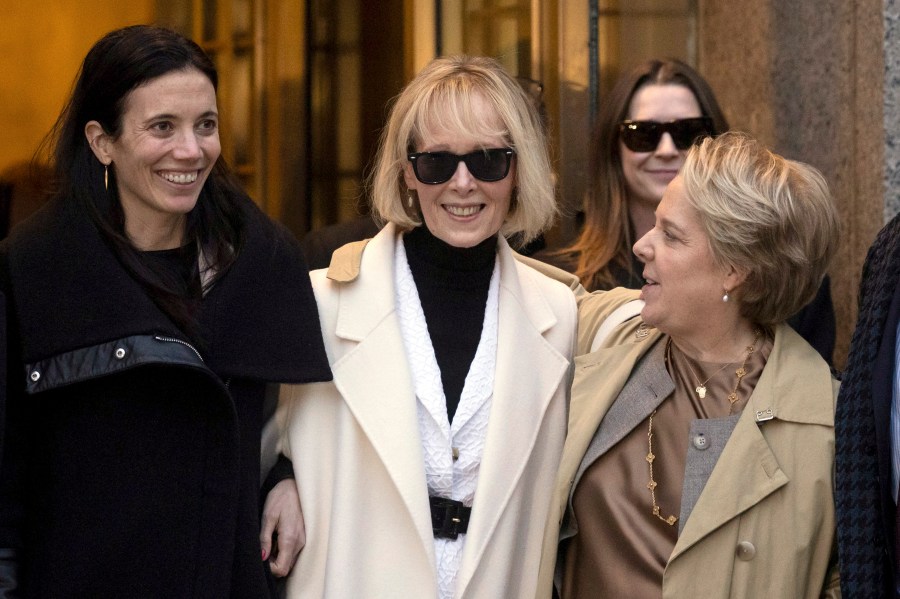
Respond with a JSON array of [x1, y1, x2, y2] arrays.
[[536, 133, 840, 598], [277, 56, 575, 599]]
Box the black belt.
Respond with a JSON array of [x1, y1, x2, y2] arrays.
[[429, 495, 471, 540]]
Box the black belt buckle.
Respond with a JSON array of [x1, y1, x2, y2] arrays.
[[429, 495, 471, 540]]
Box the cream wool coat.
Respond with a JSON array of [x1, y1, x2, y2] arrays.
[[279, 224, 576, 599], [535, 288, 841, 599]]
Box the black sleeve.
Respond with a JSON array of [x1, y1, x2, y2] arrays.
[[260, 453, 295, 505], [787, 274, 836, 365]]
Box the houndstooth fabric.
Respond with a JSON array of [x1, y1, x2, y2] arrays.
[[394, 237, 500, 599], [835, 213, 900, 597]]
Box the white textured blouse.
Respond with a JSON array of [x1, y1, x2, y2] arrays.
[[394, 237, 500, 599]]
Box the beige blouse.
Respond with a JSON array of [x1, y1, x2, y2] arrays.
[[560, 334, 773, 599]]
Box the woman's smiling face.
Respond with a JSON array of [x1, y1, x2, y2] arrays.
[[403, 93, 515, 248], [620, 83, 703, 212], [90, 68, 220, 248]]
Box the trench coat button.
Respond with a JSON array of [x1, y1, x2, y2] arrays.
[[114, 347, 127, 359], [736, 541, 756, 561], [692, 433, 709, 450], [29, 371, 40, 382]]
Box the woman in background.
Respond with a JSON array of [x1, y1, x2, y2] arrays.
[[0, 25, 330, 597], [539, 58, 835, 361]]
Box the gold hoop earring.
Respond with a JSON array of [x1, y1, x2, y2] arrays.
[[104, 164, 109, 191]]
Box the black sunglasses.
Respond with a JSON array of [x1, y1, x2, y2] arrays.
[[619, 117, 714, 152], [407, 148, 515, 185]]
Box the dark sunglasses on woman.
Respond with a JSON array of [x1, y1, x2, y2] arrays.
[[619, 117, 714, 152], [408, 148, 515, 185]]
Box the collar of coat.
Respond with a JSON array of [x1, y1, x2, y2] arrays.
[[324, 223, 565, 338], [574, 292, 835, 430], [4, 196, 331, 384]]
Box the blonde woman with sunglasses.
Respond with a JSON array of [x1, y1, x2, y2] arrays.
[[274, 55, 576, 599], [538, 132, 841, 599]]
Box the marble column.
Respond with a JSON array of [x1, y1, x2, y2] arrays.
[[885, 0, 900, 220]]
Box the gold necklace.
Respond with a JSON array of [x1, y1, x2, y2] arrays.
[[727, 329, 761, 413], [645, 329, 763, 526], [646, 409, 677, 526], [681, 354, 734, 399]]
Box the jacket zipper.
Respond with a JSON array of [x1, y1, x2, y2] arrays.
[[153, 335, 205, 363]]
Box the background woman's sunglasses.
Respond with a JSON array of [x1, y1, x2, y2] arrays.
[[407, 148, 515, 185], [619, 117, 714, 152]]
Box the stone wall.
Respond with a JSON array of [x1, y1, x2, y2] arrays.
[[698, 0, 887, 368]]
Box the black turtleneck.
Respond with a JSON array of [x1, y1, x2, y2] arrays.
[[403, 225, 497, 423]]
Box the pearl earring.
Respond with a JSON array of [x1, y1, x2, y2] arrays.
[[722, 290, 730, 303], [406, 190, 415, 209]]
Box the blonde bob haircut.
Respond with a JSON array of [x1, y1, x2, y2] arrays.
[[681, 132, 839, 326], [369, 55, 556, 245]]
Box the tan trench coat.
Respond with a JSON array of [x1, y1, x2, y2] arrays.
[[535, 288, 841, 599], [278, 225, 577, 599]]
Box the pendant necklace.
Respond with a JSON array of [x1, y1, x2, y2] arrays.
[[678, 329, 762, 400], [682, 357, 733, 399]]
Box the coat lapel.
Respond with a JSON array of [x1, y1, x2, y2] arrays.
[[556, 329, 664, 513], [455, 241, 571, 596], [572, 338, 672, 492], [670, 324, 831, 561], [326, 226, 436, 561], [670, 412, 788, 560]]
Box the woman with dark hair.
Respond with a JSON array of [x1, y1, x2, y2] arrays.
[[547, 59, 727, 291], [540, 58, 835, 361], [0, 25, 330, 597]]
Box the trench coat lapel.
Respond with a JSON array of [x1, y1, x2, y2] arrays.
[[455, 242, 571, 597], [558, 330, 664, 505], [670, 410, 788, 560], [670, 324, 830, 561], [573, 338, 671, 488], [326, 226, 436, 562]]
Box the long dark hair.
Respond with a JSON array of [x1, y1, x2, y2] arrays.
[[559, 58, 729, 291], [44, 25, 245, 337]]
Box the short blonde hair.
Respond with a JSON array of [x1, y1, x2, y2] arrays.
[[681, 132, 839, 325], [369, 55, 555, 244]]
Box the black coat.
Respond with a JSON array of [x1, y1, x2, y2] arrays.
[[0, 196, 331, 598], [835, 212, 900, 597]]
